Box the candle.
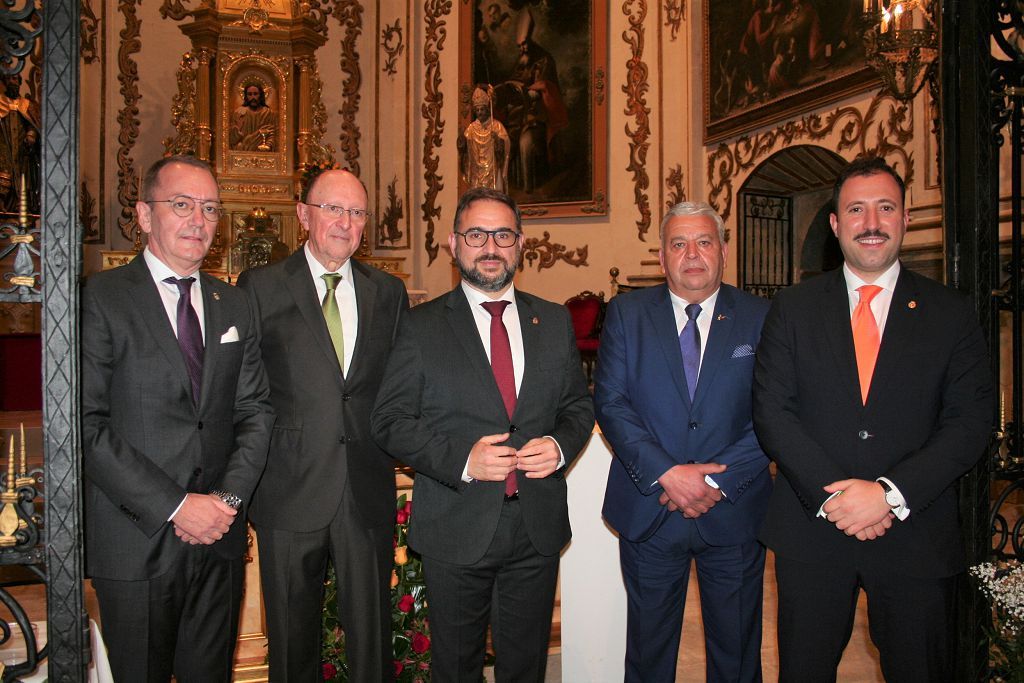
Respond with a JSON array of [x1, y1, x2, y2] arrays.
[[7, 437, 13, 493], [1000, 390, 1006, 432], [18, 173, 27, 227], [18, 423, 24, 476], [893, 3, 903, 30]]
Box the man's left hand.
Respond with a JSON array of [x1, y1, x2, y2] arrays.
[[516, 437, 560, 478], [822, 479, 892, 537]]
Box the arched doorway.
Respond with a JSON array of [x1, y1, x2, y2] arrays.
[[736, 146, 848, 298]]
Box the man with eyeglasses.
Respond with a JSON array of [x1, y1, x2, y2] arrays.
[[81, 155, 275, 681], [372, 186, 593, 681], [237, 168, 409, 681]]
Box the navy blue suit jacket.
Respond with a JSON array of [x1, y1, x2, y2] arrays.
[[596, 283, 772, 544]]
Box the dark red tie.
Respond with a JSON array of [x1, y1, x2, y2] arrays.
[[165, 276, 204, 405], [481, 300, 518, 496]]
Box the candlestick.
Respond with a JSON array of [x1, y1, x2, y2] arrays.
[[7, 437, 13, 494], [1000, 390, 1006, 432], [18, 423, 24, 477], [18, 174, 27, 228]]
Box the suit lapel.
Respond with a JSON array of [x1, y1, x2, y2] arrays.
[[645, 285, 690, 408], [125, 257, 193, 402], [821, 269, 862, 406], [347, 259, 377, 382], [693, 286, 736, 409], [197, 273, 223, 412], [445, 287, 511, 419], [283, 250, 343, 381], [512, 292, 541, 420], [869, 267, 919, 405]]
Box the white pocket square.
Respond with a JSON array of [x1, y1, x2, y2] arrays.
[[220, 326, 239, 343]]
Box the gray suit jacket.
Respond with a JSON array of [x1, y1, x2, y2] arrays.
[[82, 255, 275, 581], [371, 286, 594, 565], [237, 249, 409, 532]]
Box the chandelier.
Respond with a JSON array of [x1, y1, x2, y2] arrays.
[[862, 0, 938, 101]]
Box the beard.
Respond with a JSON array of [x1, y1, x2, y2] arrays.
[[457, 249, 519, 292]]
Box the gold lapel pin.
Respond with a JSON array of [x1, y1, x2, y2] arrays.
[[212, 291, 221, 301], [908, 300, 917, 309], [531, 316, 539, 325], [717, 314, 727, 321]]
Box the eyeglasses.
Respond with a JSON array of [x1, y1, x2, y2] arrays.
[[454, 228, 521, 248], [304, 203, 371, 222], [146, 195, 224, 222]]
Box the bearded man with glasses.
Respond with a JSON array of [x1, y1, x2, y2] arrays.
[[236, 168, 409, 681], [81, 155, 274, 681], [372, 186, 594, 682]]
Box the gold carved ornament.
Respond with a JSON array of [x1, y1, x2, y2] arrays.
[[333, 0, 364, 177], [665, 164, 685, 210], [623, 0, 652, 242], [382, 19, 404, 77], [163, 51, 199, 157], [377, 176, 405, 248], [519, 231, 589, 272], [706, 91, 914, 222], [116, 0, 143, 243], [420, 0, 451, 266]]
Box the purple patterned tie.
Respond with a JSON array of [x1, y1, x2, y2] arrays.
[[679, 303, 701, 401], [165, 277, 204, 404], [481, 300, 518, 496]]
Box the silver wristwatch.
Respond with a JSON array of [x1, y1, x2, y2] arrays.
[[209, 489, 242, 510]]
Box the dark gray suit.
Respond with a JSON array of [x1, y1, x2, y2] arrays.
[[237, 248, 408, 681], [372, 286, 594, 681], [82, 254, 274, 681]]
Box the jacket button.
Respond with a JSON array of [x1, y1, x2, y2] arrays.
[[509, 424, 518, 433], [197, 421, 203, 430], [858, 430, 870, 440], [342, 393, 351, 401], [688, 422, 698, 430], [338, 436, 347, 445], [192, 467, 202, 477]]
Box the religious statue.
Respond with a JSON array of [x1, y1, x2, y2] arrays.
[[230, 83, 277, 152], [0, 74, 40, 216], [458, 86, 510, 192]]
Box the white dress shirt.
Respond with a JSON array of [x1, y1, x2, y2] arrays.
[[304, 244, 359, 378]]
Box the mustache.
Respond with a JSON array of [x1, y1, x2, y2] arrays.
[[474, 252, 507, 264], [853, 229, 889, 241]]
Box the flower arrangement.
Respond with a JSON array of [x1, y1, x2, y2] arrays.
[[321, 494, 431, 681], [971, 560, 1024, 682]]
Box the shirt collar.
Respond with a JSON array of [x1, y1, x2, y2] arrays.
[[143, 247, 200, 282], [842, 260, 901, 294], [304, 243, 354, 281], [668, 286, 720, 317], [461, 281, 516, 309]]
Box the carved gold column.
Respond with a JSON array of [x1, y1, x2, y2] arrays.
[[195, 47, 214, 162], [295, 56, 314, 171]]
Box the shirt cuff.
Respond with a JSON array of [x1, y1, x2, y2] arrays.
[[816, 490, 842, 519], [544, 435, 565, 469], [461, 456, 473, 483], [703, 475, 726, 498], [168, 494, 188, 522], [876, 476, 911, 521]]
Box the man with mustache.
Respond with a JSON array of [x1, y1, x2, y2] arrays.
[[753, 157, 993, 681], [372, 186, 594, 681]]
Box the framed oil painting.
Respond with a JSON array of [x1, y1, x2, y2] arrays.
[[459, 0, 607, 218], [704, 0, 879, 144]]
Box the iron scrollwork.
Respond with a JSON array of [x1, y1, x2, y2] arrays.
[[0, 0, 40, 77]]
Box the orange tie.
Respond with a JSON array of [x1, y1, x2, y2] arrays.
[[852, 285, 883, 404]]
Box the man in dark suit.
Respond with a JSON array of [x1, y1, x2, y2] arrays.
[[236, 168, 408, 681], [82, 155, 275, 681], [753, 157, 994, 681], [595, 201, 772, 682], [371, 187, 594, 682]]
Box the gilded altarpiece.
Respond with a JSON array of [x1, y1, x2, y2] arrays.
[[165, 2, 333, 279]]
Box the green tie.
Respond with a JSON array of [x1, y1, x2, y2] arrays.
[[321, 273, 345, 371]]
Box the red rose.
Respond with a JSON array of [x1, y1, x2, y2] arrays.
[[398, 594, 415, 612], [396, 510, 409, 524], [411, 632, 431, 654], [322, 662, 337, 680], [404, 500, 412, 514], [393, 660, 404, 677]]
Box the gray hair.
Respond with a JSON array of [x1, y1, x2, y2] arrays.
[[660, 201, 726, 243]]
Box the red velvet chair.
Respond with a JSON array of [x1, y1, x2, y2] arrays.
[[0, 334, 42, 411], [564, 291, 606, 385]]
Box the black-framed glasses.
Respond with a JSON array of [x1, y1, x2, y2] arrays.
[[146, 195, 224, 222], [303, 203, 372, 222], [454, 228, 521, 248]]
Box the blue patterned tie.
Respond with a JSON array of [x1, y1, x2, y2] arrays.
[[679, 303, 701, 401], [165, 277, 204, 405]]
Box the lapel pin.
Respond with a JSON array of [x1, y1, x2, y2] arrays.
[[531, 316, 539, 325], [717, 314, 727, 321], [212, 291, 221, 301], [908, 300, 916, 309]]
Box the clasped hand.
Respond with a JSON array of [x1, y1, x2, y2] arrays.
[[172, 493, 238, 545], [657, 463, 726, 519], [821, 479, 894, 541], [467, 433, 561, 482]]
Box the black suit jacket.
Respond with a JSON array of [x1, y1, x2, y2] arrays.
[[82, 256, 275, 581], [371, 286, 594, 565], [753, 266, 993, 577], [237, 249, 408, 532]]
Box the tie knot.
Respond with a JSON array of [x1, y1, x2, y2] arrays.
[[857, 285, 882, 305], [481, 300, 511, 318], [322, 273, 342, 291], [685, 303, 701, 321], [164, 276, 195, 296]]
